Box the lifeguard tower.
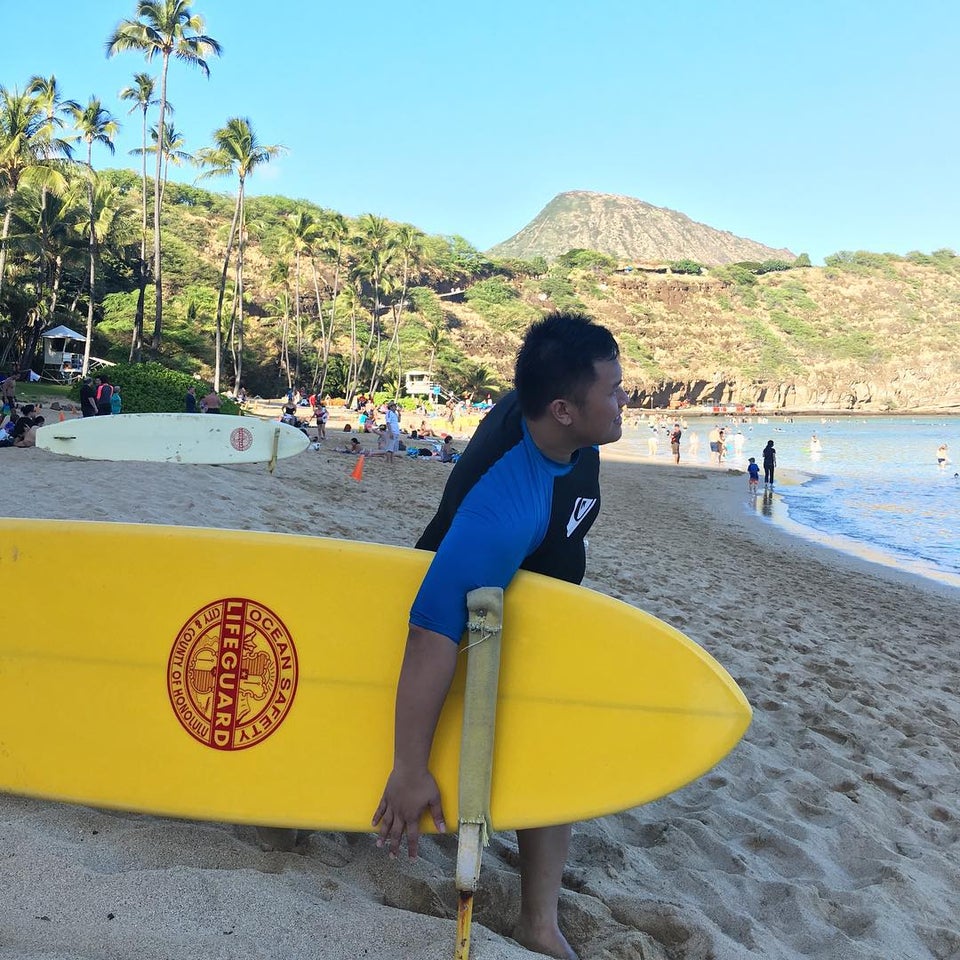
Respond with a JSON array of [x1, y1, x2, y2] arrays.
[[404, 370, 435, 396], [40, 325, 86, 382]]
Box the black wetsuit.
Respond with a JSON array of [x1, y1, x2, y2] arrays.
[[412, 391, 600, 641]]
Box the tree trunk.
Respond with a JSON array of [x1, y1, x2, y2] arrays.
[[233, 187, 246, 389], [130, 102, 149, 361], [293, 248, 301, 387], [0, 196, 14, 305], [213, 192, 242, 393], [82, 144, 96, 377], [312, 241, 342, 397], [150, 54, 170, 350]]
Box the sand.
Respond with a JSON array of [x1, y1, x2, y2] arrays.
[[1, 412, 958, 960]]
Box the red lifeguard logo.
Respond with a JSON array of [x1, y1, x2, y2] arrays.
[[167, 599, 298, 751], [230, 426, 253, 451]]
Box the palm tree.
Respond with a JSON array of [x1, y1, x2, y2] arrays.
[[351, 214, 396, 394], [458, 361, 497, 401], [7, 182, 85, 330], [119, 71, 156, 361], [25, 75, 78, 329], [136, 122, 192, 204], [195, 117, 283, 391], [311, 211, 348, 395], [70, 97, 118, 376], [279, 208, 321, 387], [0, 85, 72, 313], [267, 258, 292, 387], [107, 0, 221, 351], [386, 224, 423, 396], [425, 317, 446, 379]]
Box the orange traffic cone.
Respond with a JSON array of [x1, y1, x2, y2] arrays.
[[350, 454, 365, 482]]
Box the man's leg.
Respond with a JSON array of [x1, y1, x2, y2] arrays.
[[513, 824, 578, 959]]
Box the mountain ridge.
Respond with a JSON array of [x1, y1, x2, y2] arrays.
[[488, 190, 796, 265]]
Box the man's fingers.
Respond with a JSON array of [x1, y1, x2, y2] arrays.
[[371, 798, 386, 828], [405, 821, 421, 860], [428, 797, 446, 834]]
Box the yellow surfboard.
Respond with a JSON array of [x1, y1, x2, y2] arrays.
[[0, 519, 750, 831]]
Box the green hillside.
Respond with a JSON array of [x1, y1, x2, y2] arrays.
[[2, 169, 958, 410]]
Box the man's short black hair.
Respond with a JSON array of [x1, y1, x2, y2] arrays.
[[514, 311, 619, 419]]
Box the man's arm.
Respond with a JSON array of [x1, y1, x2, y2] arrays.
[[372, 624, 459, 859]]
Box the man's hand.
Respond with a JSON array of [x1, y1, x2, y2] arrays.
[[372, 766, 446, 859], [372, 624, 459, 859]]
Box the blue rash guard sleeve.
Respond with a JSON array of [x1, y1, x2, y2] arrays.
[[410, 423, 574, 643]]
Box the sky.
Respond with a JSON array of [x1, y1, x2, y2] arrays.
[[3, 0, 958, 264]]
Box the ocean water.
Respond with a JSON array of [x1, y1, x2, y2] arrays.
[[619, 415, 960, 586]]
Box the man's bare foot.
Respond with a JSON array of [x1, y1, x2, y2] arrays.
[[512, 919, 578, 959]]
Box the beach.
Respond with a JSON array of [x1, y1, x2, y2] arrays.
[[1, 423, 958, 960]]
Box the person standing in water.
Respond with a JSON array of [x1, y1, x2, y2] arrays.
[[762, 440, 777, 485]]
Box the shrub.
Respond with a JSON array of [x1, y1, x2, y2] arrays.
[[70, 362, 238, 414], [555, 249, 617, 271], [464, 277, 518, 306], [756, 259, 793, 274], [713, 265, 757, 287], [668, 259, 703, 275]]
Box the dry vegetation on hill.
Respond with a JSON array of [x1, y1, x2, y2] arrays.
[[439, 253, 960, 410]]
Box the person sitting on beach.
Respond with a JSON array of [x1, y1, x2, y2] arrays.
[[418, 419, 435, 438], [281, 404, 311, 436], [14, 415, 43, 447], [0, 417, 17, 445], [747, 457, 760, 494], [439, 435, 457, 463], [338, 437, 362, 454]]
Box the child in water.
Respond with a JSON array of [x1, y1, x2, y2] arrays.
[[747, 457, 760, 494]]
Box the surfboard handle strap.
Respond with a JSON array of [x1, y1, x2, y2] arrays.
[[454, 587, 504, 960]]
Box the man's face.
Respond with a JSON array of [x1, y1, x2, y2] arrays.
[[568, 358, 627, 447]]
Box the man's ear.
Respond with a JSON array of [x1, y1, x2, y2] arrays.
[[546, 397, 574, 426]]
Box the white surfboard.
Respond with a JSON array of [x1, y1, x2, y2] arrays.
[[36, 414, 310, 464]]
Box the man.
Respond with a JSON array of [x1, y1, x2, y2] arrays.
[[384, 401, 401, 463], [372, 311, 627, 960], [202, 389, 221, 413], [79, 378, 98, 417], [185, 384, 197, 413], [670, 422, 682, 464], [1, 372, 16, 414]]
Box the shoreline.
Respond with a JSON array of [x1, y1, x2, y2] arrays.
[[603, 442, 960, 599]]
